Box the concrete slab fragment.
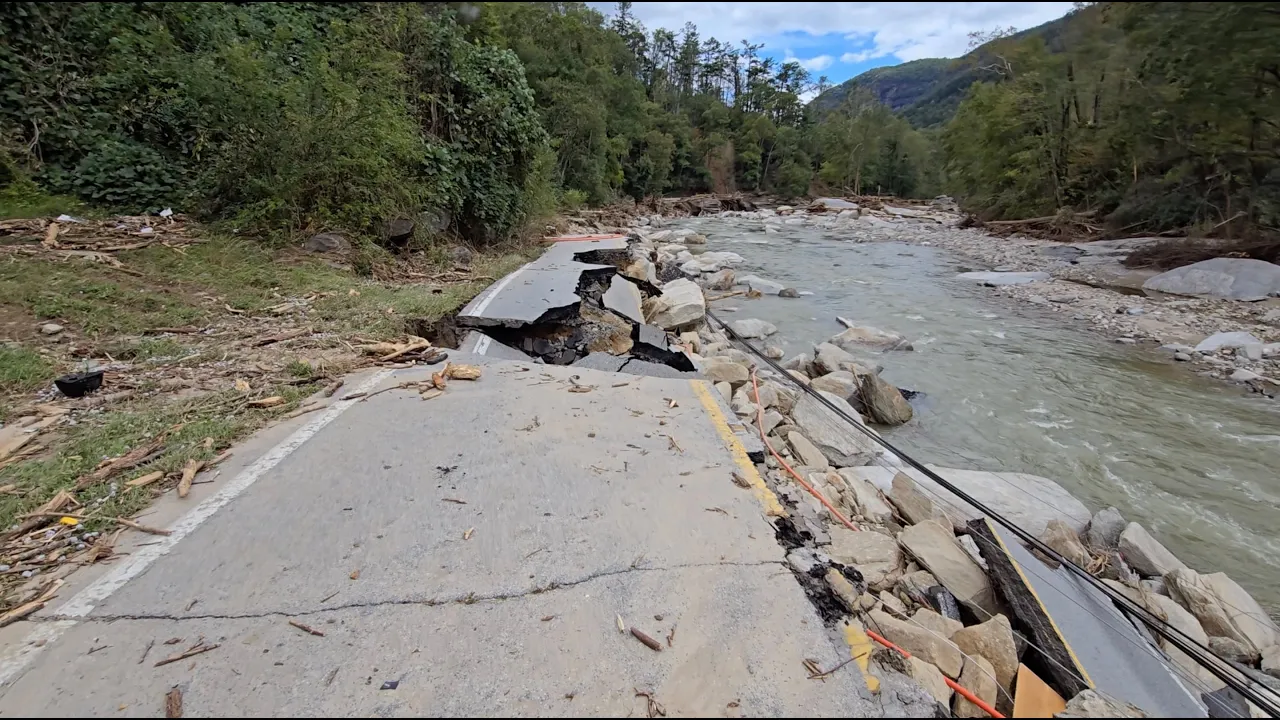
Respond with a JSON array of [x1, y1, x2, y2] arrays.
[[458, 331, 530, 360], [603, 275, 644, 324]]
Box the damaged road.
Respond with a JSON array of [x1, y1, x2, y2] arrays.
[[0, 354, 911, 717], [456, 236, 698, 378]]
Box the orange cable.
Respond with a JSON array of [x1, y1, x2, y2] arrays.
[[749, 368, 859, 532], [865, 628, 1006, 719]]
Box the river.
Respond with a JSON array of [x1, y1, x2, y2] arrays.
[[685, 215, 1280, 612]]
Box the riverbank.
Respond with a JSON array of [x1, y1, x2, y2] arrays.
[[614, 209, 1280, 715]]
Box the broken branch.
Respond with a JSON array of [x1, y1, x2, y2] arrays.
[[154, 642, 220, 667]]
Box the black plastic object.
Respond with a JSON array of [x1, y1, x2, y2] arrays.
[[54, 369, 104, 398]]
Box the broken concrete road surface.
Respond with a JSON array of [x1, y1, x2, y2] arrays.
[[0, 355, 906, 717]]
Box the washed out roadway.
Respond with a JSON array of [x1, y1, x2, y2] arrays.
[[0, 353, 894, 717]]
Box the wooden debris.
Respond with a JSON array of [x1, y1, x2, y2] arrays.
[[114, 517, 172, 536], [165, 687, 183, 719], [154, 641, 219, 667], [431, 370, 447, 390], [322, 379, 344, 397], [349, 569, 360, 580], [42, 222, 60, 249], [630, 627, 663, 652], [463, 527, 475, 541], [73, 437, 165, 491], [442, 498, 467, 505], [568, 385, 593, 393], [281, 404, 324, 420], [125, 471, 166, 489], [176, 459, 204, 499], [139, 639, 155, 664], [634, 688, 667, 718], [288, 620, 325, 637], [247, 396, 285, 408], [443, 363, 482, 380], [0, 580, 62, 628], [731, 471, 751, 488]]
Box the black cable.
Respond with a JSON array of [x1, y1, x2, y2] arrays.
[[706, 308, 1280, 717]]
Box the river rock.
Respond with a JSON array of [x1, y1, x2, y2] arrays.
[[889, 472, 949, 526], [835, 468, 894, 524], [782, 353, 812, 374], [621, 256, 658, 285], [899, 520, 997, 617], [812, 342, 875, 376], [953, 655, 998, 718], [908, 656, 953, 707], [763, 344, 784, 359], [868, 608, 964, 678], [778, 287, 799, 298], [830, 325, 913, 352], [913, 606, 964, 639], [811, 370, 858, 399], [1058, 689, 1147, 718], [897, 569, 941, 604], [737, 274, 787, 294], [829, 527, 901, 586], [645, 229, 674, 243], [40, 323, 64, 335], [714, 381, 732, 402], [1086, 506, 1126, 550], [703, 268, 735, 290], [303, 231, 349, 253], [1209, 636, 1259, 664], [761, 380, 796, 413], [790, 390, 886, 466], [1166, 568, 1280, 654], [1117, 523, 1186, 577], [860, 373, 914, 425], [951, 614, 1018, 697], [683, 232, 708, 245], [760, 410, 783, 434], [702, 358, 748, 387], [1263, 646, 1280, 679], [957, 270, 1050, 285], [643, 278, 705, 330], [1195, 331, 1263, 354], [1041, 519, 1089, 566], [729, 318, 777, 338], [786, 432, 830, 469], [1103, 578, 1215, 687], [1143, 257, 1280, 301]]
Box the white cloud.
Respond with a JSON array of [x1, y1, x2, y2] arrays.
[[784, 51, 835, 72], [840, 50, 874, 64], [589, 2, 1075, 61]]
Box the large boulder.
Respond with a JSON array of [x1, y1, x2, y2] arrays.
[[1143, 258, 1280, 301], [953, 655, 998, 718], [702, 268, 735, 290], [702, 358, 749, 388], [737, 274, 787, 294], [899, 520, 997, 617], [828, 527, 902, 587], [643, 278, 705, 330], [908, 657, 953, 707], [786, 432, 830, 469], [860, 373, 913, 425], [851, 465, 1090, 538], [303, 232, 350, 253], [1165, 568, 1280, 655], [729, 318, 777, 339], [1103, 579, 1217, 689], [951, 614, 1018, 699], [1194, 331, 1263, 354], [1041, 519, 1089, 566], [889, 473, 949, 526], [1057, 689, 1148, 718], [811, 370, 859, 400], [812, 342, 876, 376], [1085, 506, 1126, 550], [1117, 523, 1186, 577], [830, 326, 913, 352], [835, 468, 894, 524], [790, 390, 886, 466], [868, 608, 964, 678]]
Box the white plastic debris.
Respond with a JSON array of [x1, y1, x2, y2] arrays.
[[159, 207, 173, 218], [55, 214, 86, 223], [139, 226, 154, 234]]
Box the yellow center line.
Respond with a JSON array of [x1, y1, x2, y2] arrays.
[[689, 380, 785, 518]]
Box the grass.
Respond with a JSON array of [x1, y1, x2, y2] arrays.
[[0, 235, 531, 339], [0, 345, 55, 395], [0, 179, 87, 221], [0, 383, 317, 532]]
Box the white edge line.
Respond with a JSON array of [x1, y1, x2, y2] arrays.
[[473, 335, 492, 356], [467, 262, 530, 317], [0, 368, 394, 688]]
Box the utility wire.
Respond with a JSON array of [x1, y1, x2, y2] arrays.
[[706, 308, 1280, 717]]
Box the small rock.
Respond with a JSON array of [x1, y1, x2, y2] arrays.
[[810, 371, 858, 400], [1126, 307, 1146, 315], [834, 468, 894, 524], [778, 288, 799, 298], [1173, 352, 1191, 362], [1115, 337, 1137, 345], [1237, 344, 1264, 361], [40, 323, 64, 335], [782, 353, 812, 374], [1085, 507, 1126, 550], [829, 325, 913, 352], [702, 358, 749, 388], [683, 233, 707, 245], [763, 344, 784, 359], [1118, 522, 1186, 577], [1230, 368, 1262, 382], [1048, 295, 1078, 304], [896, 570, 940, 605], [889, 473, 948, 526], [303, 231, 350, 253], [908, 656, 953, 707], [703, 268, 735, 290], [1195, 331, 1263, 354], [1057, 689, 1147, 718], [714, 381, 732, 402], [448, 246, 473, 266]]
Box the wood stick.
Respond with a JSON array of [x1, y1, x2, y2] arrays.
[[288, 620, 325, 637], [630, 627, 663, 652], [153, 643, 219, 667], [114, 517, 172, 536], [254, 327, 312, 347], [176, 459, 203, 499]]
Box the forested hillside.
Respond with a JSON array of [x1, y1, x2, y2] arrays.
[[0, 1, 1276, 247]]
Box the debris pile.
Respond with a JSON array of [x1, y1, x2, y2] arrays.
[[0, 213, 200, 272]]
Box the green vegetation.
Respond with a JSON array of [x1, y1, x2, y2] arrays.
[[942, 2, 1280, 237], [0, 345, 54, 397]]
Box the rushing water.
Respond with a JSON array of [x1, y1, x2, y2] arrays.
[[685, 216, 1280, 612]]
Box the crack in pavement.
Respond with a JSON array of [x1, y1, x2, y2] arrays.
[[38, 559, 785, 624]]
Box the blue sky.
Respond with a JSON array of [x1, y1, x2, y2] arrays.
[[588, 2, 1075, 93]]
